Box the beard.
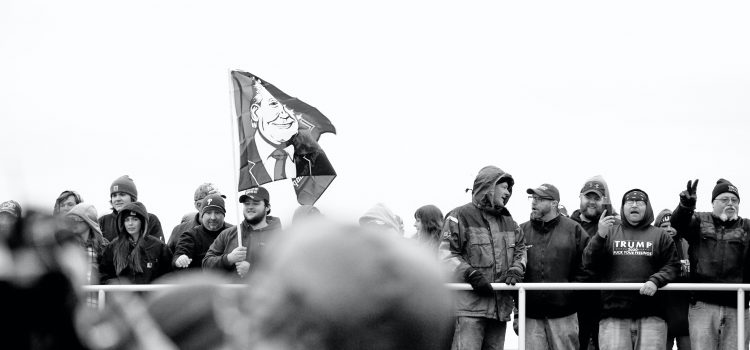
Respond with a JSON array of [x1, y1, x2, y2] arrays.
[[581, 204, 602, 220], [244, 210, 267, 226], [719, 207, 739, 222]]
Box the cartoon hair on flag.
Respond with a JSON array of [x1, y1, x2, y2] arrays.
[[231, 70, 337, 205]]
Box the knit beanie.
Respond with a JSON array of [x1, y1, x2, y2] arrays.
[[712, 178, 740, 202], [111, 175, 138, 200]]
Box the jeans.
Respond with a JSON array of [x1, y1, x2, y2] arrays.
[[599, 316, 666, 350], [526, 313, 580, 350], [452, 316, 507, 350], [688, 301, 750, 350]]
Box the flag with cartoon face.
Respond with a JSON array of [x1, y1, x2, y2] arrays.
[[231, 70, 337, 205]]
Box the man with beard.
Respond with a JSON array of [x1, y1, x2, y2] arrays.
[[202, 186, 281, 279], [439, 165, 526, 350], [168, 182, 223, 253], [583, 189, 679, 350], [570, 176, 618, 350], [671, 179, 750, 350], [173, 194, 234, 271], [519, 184, 589, 350]]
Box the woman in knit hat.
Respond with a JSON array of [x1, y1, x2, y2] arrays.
[[99, 202, 172, 284], [65, 203, 108, 307], [53, 190, 84, 215]]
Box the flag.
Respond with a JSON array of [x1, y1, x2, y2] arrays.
[[231, 70, 337, 205]]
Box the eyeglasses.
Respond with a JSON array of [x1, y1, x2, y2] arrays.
[[624, 200, 646, 207], [528, 195, 552, 202], [715, 197, 740, 205]]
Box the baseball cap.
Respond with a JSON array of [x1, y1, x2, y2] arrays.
[[580, 180, 606, 198], [201, 194, 226, 215], [526, 184, 560, 202], [194, 183, 225, 201], [0, 200, 22, 218], [239, 186, 270, 203]]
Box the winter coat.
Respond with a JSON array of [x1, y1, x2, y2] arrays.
[[173, 222, 234, 270], [671, 204, 750, 307], [167, 213, 200, 253], [439, 166, 526, 321], [100, 235, 172, 284], [202, 216, 281, 278], [520, 215, 590, 318]]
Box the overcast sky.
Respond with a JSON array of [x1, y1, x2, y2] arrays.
[[2, 1, 749, 240]]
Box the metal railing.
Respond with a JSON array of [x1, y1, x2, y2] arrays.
[[85, 283, 750, 350]]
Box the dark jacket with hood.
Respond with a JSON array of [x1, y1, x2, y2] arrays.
[[656, 209, 690, 336], [173, 221, 234, 270], [671, 195, 750, 307], [439, 166, 526, 320], [583, 189, 680, 319], [99, 209, 164, 243], [202, 216, 281, 279], [520, 214, 590, 318], [100, 202, 172, 284]]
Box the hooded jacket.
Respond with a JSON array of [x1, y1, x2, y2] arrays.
[[439, 166, 526, 320], [520, 214, 590, 318], [99, 209, 165, 243], [583, 189, 680, 319], [671, 191, 750, 307], [99, 202, 172, 284], [202, 216, 281, 279]]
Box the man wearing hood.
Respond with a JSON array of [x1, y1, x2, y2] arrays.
[[173, 194, 234, 270], [570, 176, 618, 350], [520, 183, 590, 350], [203, 186, 281, 279], [670, 179, 750, 350], [583, 189, 679, 350], [439, 165, 526, 350]]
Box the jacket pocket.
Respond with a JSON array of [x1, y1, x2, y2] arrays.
[[468, 229, 494, 268]]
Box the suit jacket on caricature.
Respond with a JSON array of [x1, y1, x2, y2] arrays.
[[239, 131, 335, 189]]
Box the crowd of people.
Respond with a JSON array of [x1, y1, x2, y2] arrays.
[[0, 168, 747, 350]]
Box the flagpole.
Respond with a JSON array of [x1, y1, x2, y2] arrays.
[[228, 70, 243, 249]]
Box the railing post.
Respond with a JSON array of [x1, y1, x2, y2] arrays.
[[518, 286, 526, 350], [98, 289, 105, 311], [739, 288, 745, 350]]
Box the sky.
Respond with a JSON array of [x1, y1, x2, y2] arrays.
[[2, 1, 749, 239]]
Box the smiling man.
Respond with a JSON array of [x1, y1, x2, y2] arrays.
[[583, 189, 679, 350], [202, 186, 281, 279], [98, 175, 164, 242], [173, 194, 234, 270], [671, 179, 750, 350]]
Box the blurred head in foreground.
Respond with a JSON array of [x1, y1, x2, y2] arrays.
[[245, 219, 453, 350]]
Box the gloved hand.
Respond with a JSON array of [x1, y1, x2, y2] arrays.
[[680, 179, 699, 208], [464, 268, 494, 296], [503, 268, 524, 285]]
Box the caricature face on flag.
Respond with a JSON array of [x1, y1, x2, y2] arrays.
[[231, 71, 337, 205]]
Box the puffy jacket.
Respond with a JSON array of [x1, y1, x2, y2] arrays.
[[520, 215, 589, 318], [672, 204, 750, 307], [202, 216, 281, 278], [439, 166, 526, 320]]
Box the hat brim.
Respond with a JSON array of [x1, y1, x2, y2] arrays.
[[239, 194, 266, 203], [526, 188, 554, 200], [582, 189, 605, 197], [0, 209, 18, 217]]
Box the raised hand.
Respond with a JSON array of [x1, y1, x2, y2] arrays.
[[679, 179, 699, 208], [597, 210, 614, 238]]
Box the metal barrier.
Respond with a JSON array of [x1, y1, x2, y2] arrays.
[[85, 283, 750, 350]]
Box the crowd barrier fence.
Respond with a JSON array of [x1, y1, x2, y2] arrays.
[[83, 283, 750, 350]]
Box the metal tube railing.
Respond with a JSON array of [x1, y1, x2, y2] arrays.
[[85, 283, 750, 349]]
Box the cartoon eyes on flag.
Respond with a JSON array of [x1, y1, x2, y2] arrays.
[[231, 70, 337, 205]]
